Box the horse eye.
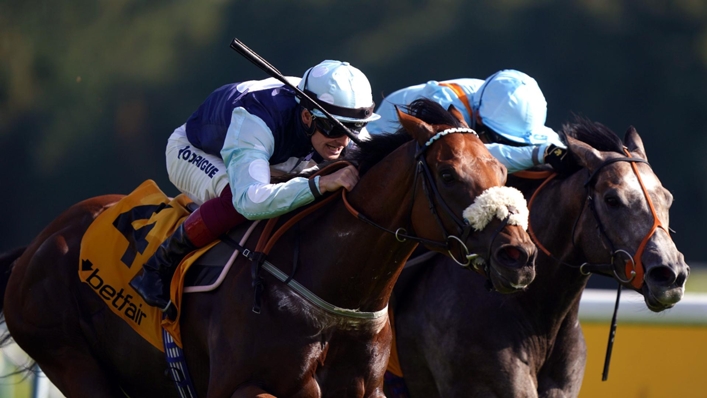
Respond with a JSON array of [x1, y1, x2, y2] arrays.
[[604, 196, 620, 208], [440, 170, 455, 183]]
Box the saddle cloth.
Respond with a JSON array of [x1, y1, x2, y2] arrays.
[[80, 178, 408, 372], [79, 180, 224, 351]]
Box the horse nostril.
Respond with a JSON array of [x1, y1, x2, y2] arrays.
[[647, 266, 677, 285], [496, 246, 527, 267], [504, 247, 521, 261], [675, 272, 687, 287]]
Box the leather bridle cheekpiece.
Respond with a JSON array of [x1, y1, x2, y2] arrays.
[[342, 127, 503, 271], [527, 147, 670, 289]]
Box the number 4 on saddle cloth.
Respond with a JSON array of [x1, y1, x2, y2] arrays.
[[79, 179, 238, 351]]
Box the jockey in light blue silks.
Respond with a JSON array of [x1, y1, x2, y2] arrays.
[[366, 70, 569, 174]]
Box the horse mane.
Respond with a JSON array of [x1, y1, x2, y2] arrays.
[[560, 116, 625, 154], [349, 98, 464, 175], [271, 98, 463, 182]]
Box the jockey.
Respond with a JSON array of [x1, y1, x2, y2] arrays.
[[131, 60, 380, 312], [366, 69, 569, 173]]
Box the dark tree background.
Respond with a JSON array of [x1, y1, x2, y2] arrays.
[[1, 0, 705, 268]]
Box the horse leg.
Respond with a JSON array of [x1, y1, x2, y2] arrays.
[[4, 211, 125, 397], [32, 348, 125, 397], [231, 384, 277, 398], [315, 329, 391, 398], [228, 379, 323, 398], [537, 312, 587, 398], [6, 270, 126, 397], [392, 266, 442, 398]]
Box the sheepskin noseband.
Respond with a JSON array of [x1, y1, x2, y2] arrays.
[[462, 186, 529, 231]]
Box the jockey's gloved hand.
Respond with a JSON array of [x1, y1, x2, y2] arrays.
[[543, 144, 571, 174]]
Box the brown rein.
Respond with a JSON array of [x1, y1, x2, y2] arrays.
[[523, 148, 668, 290], [256, 162, 351, 256], [247, 127, 491, 314], [242, 161, 389, 319], [256, 126, 484, 274], [525, 171, 558, 258]]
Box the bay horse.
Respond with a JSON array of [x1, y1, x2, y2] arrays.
[[388, 119, 689, 397], [0, 99, 537, 397]]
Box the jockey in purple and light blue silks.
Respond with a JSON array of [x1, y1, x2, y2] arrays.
[[367, 70, 570, 174], [131, 60, 380, 313]]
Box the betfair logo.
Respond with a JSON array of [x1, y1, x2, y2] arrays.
[[82, 259, 147, 326]]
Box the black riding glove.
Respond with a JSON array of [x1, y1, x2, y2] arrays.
[[543, 144, 571, 174]]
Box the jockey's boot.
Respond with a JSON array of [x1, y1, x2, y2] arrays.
[[130, 208, 210, 312]]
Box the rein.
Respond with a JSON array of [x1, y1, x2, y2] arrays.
[[230, 162, 387, 320], [523, 147, 668, 382], [415, 128, 494, 269], [240, 127, 498, 319], [526, 148, 666, 290], [342, 127, 504, 277]]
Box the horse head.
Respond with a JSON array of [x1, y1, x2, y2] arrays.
[[565, 124, 688, 311], [395, 100, 537, 293]]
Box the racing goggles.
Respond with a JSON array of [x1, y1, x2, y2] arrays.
[[313, 117, 365, 138]]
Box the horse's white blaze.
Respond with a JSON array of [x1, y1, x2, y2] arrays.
[[623, 170, 661, 203], [462, 186, 529, 231]]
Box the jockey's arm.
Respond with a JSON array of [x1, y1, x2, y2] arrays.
[[367, 79, 481, 136], [221, 107, 320, 220], [485, 143, 549, 174]]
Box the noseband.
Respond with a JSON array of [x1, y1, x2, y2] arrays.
[[415, 128, 483, 265], [528, 147, 670, 290]]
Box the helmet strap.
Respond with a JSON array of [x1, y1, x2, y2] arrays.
[[301, 108, 317, 137]]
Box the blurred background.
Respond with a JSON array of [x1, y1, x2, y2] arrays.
[[2, 2, 707, 396], [1, 0, 706, 276]]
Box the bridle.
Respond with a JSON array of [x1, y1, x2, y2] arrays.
[[525, 145, 672, 381], [527, 147, 670, 290], [241, 128, 503, 318], [342, 126, 509, 274]]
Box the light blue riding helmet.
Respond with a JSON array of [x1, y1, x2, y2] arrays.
[[472, 70, 562, 147]]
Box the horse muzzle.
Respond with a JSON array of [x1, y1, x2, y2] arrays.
[[642, 261, 689, 312], [478, 225, 537, 294]]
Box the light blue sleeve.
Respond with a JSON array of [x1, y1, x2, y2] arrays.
[[368, 80, 481, 135], [369, 82, 460, 135], [485, 143, 549, 174], [220, 107, 319, 220]]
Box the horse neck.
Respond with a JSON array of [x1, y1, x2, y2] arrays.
[[514, 173, 591, 315], [299, 143, 420, 312]]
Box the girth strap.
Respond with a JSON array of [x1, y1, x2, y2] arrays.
[[235, 161, 389, 319], [221, 236, 389, 320]]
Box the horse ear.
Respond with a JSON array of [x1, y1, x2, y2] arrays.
[[566, 135, 604, 171], [447, 104, 469, 128], [624, 126, 648, 161], [396, 105, 436, 144]]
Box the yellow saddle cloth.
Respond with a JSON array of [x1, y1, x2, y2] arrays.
[[79, 180, 218, 351]]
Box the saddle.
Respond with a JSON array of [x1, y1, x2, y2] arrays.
[[79, 180, 249, 350], [80, 163, 352, 351]]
